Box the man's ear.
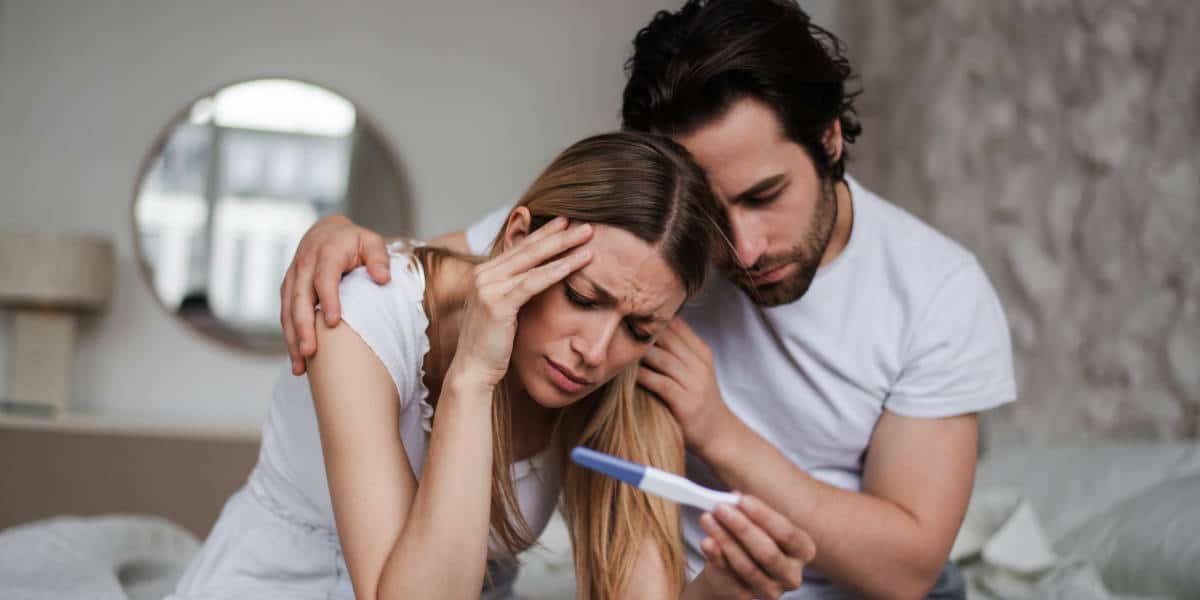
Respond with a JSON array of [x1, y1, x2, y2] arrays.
[[822, 119, 844, 163], [500, 206, 533, 253]]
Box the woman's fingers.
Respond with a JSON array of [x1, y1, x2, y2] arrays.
[[475, 216, 566, 275], [478, 221, 591, 283], [502, 248, 592, 305]]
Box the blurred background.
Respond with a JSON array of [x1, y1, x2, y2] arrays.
[[842, 1, 1199, 449], [0, 0, 726, 428], [0, 1, 1196, 598]]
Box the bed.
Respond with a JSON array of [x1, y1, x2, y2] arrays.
[[2, 420, 1197, 599]]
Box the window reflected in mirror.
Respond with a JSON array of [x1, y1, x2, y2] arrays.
[[134, 79, 410, 352]]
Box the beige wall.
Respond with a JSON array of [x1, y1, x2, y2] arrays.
[[841, 1, 1200, 446], [0, 0, 689, 427]]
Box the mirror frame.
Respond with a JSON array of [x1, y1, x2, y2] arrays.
[[129, 76, 409, 355]]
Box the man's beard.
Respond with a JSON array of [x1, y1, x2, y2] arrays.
[[726, 177, 838, 307]]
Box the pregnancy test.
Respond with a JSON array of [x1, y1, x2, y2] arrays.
[[570, 446, 740, 512]]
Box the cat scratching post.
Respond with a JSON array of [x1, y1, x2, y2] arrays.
[[0, 231, 114, 418]]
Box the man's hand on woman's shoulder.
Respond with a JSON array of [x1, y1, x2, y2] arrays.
[[280, 215, 391, 375]]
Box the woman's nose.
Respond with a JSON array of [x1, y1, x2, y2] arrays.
[[571, 316, 619, 368]]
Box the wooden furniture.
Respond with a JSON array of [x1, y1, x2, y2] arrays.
[[0, 231, 114, 417], [0, 417, 258, 538]]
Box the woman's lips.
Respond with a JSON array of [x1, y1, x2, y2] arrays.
[[545, 357, 589, 394]]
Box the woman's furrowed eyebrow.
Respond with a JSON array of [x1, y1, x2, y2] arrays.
[[574, 273, 670, 323]]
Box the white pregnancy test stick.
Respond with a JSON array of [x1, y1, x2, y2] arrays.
[[571, 446, 741, 512]]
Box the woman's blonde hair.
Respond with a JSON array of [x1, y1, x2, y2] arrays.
[[418, 132, 728, 598]]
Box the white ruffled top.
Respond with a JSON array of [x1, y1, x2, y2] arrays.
[[329, 240, 561, 557]]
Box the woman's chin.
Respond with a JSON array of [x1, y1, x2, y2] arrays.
[[521, 371, 595, 409], [528, 380, 584, 409]]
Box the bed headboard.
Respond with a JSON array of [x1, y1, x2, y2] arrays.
[[0, 418, 259, 538]]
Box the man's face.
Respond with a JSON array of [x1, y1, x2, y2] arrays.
[[676, 98, 838, 307]]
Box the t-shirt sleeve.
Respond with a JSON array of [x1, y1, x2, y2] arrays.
[[330, 254, 429, 410], [464, 205, 512, 255], [885, 260, 1017, 418]]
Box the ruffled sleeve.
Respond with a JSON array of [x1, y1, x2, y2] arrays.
[[331, 243, 434, 426]]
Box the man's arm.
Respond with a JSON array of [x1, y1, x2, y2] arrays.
[[641, 320, 975, 599], [427, 230, 470, 253], [698, 410, 976, 600], [640, 260, 1014, 599]]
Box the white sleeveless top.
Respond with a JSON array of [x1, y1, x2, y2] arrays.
[[256, 242, 562, 560]]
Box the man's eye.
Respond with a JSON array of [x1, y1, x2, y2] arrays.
[[746, 191, 781, 207], [565, 285, 597, 309]]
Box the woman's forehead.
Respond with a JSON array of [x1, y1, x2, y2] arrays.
[[572, 225, 686, 318]]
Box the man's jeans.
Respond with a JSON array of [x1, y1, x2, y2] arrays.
[[925, 561, 967, 599]]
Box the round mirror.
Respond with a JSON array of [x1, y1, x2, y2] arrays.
[[133, 78, 411, 352]]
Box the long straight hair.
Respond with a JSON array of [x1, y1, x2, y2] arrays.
[[417, 132, 728, 598]]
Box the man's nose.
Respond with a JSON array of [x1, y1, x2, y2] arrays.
[[731, 213, 768, 269]]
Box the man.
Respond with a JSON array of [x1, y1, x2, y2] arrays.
[[279, 1, 1014, 598]]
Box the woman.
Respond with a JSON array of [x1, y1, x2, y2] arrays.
[[170, 132, 810, 600]]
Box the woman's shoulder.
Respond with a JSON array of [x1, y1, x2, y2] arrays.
[[335, 239, 432, 405]]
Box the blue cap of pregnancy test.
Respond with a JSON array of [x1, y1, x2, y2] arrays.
[[570, 446, 646, 487]]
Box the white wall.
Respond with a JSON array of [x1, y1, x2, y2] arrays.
[[0, 0, 678, 427], [0, 0, 839, 429]]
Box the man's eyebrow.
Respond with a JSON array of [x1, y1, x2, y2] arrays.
[[576, 273, 670, 323], [729, 174, 787, 206]]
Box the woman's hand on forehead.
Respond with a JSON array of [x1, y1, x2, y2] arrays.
[[449, 217, 594, 389]]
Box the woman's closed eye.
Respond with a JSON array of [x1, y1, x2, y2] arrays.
[[565, 284, 654, 343], [564, 284, 598, 309], [627, 324, 653, 344]]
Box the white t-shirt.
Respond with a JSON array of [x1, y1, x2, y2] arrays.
[[258, 244, 560, 577], [465, 176, 1016, 598]]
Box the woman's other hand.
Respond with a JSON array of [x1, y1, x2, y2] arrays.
[[696, 495, 816, 600], [280, 215, 390, 375], [448, 217, 593, 390]]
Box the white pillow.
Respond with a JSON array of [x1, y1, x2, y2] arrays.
[[975, 443, 1200, 539], [1056, 475, 1200, 598]]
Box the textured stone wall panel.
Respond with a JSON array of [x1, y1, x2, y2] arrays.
[[841, 1, 1200, 448]]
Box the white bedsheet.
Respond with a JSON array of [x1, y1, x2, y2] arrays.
[[0, 514, 198, 600]]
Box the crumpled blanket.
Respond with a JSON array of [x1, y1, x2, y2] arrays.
[[0, 514, 198, 600], [951, 488, 1168, 600]]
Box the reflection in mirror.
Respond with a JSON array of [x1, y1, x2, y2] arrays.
[[134, 79, 410, 352]]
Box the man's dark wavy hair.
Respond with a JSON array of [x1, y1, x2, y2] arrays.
[[621, 0, 862, 181]]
